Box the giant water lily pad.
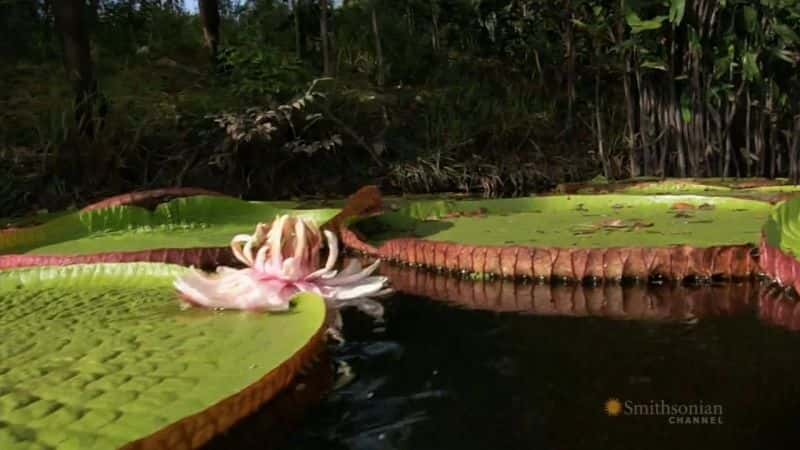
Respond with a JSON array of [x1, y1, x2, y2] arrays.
[[0, 263, 327, 449], [0, 195, 339, 269], [365, 195, 769, 248], [555, 178, 800, 202], [343, 194, 768, 280]]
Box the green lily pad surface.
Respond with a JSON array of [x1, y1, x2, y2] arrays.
[[557, 177, 800, 199], [0, 263, 326, 449], [365, 195, 772, 248], [0, 196, 339, 256]]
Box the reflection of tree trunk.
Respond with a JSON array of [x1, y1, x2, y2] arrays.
[[291, 0, 302, 59], [371, 6, 384, 87], [319, 0, 331, 76], [54, 0, 97, 137], [198, 0, 220, 61]]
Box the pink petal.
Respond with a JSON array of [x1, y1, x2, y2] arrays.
[[174, 268, 294, 312]]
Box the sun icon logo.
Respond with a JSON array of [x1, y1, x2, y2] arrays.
[[605, 398, 623, 416]]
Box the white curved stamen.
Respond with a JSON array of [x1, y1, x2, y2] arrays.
[[306, 230, 339, 280], [254, 245, 269, 272], [295, 219, 306, 261], [322, 260, 382, 286], [231, 234, 252, 265]]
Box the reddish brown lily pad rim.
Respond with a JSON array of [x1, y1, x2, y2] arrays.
[[120, 308, 328, 450], [81, 187, 227, 212], [340, 226, 759, 281], [203, 350, 334, 450]]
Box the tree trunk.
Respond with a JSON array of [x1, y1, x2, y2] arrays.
[[40, 0, 55, 59], [319, 0, 331, 76], [405, 2, 414, 37], [430, 0, 439, 52], [198, 0, 220, 61], [291, 0, 302, 59], [623, 55, 638, 176], [89, 0, 100, 30], [563, 0, 575, 131], [371, 6, 384, 87], [328, 1, 337, 75], [54, 0, 97, 137], [595, 70, 609, 177], [617, 0, 639, 177]]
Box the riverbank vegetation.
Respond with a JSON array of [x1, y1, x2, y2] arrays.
[[1, 0, 798, 217]]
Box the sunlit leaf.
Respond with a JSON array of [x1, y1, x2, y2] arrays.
[[743, 6, 758, 34], [669, 0, 686, 26], [625, 12, 667, 33], [774, 23, 800, 45], [680, 92, 693, 123], [742, 51, 761, 81]]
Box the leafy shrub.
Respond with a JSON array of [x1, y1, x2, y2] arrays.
[[215, 46, 310, 102], [208, 79, 341, 156]]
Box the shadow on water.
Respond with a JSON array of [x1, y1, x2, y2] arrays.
[[214, 263, 800, 450]]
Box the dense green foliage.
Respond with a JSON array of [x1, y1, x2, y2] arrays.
[[1, 0, 798, 218]]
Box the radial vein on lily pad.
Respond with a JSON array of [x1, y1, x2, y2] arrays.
[[174, 215, 392, 314]]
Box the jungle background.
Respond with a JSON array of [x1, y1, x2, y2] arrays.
[[1, 0, 799, 217]]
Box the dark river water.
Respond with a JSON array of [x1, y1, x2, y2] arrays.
[[212, 266, 800, 450]]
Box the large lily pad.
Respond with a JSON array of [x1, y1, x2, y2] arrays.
[[0, 263, 327, 449], [0, 195, 339, 269], [557, 177, 797, 192], [344, 194, 767, 280], [364, 195, 769, 248], [555, 178, 800, 202]]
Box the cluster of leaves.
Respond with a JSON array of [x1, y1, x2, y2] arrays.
[[208, 80, 342, 156]]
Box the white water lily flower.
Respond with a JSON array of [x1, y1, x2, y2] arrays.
[[174, 215, 392, 313]]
